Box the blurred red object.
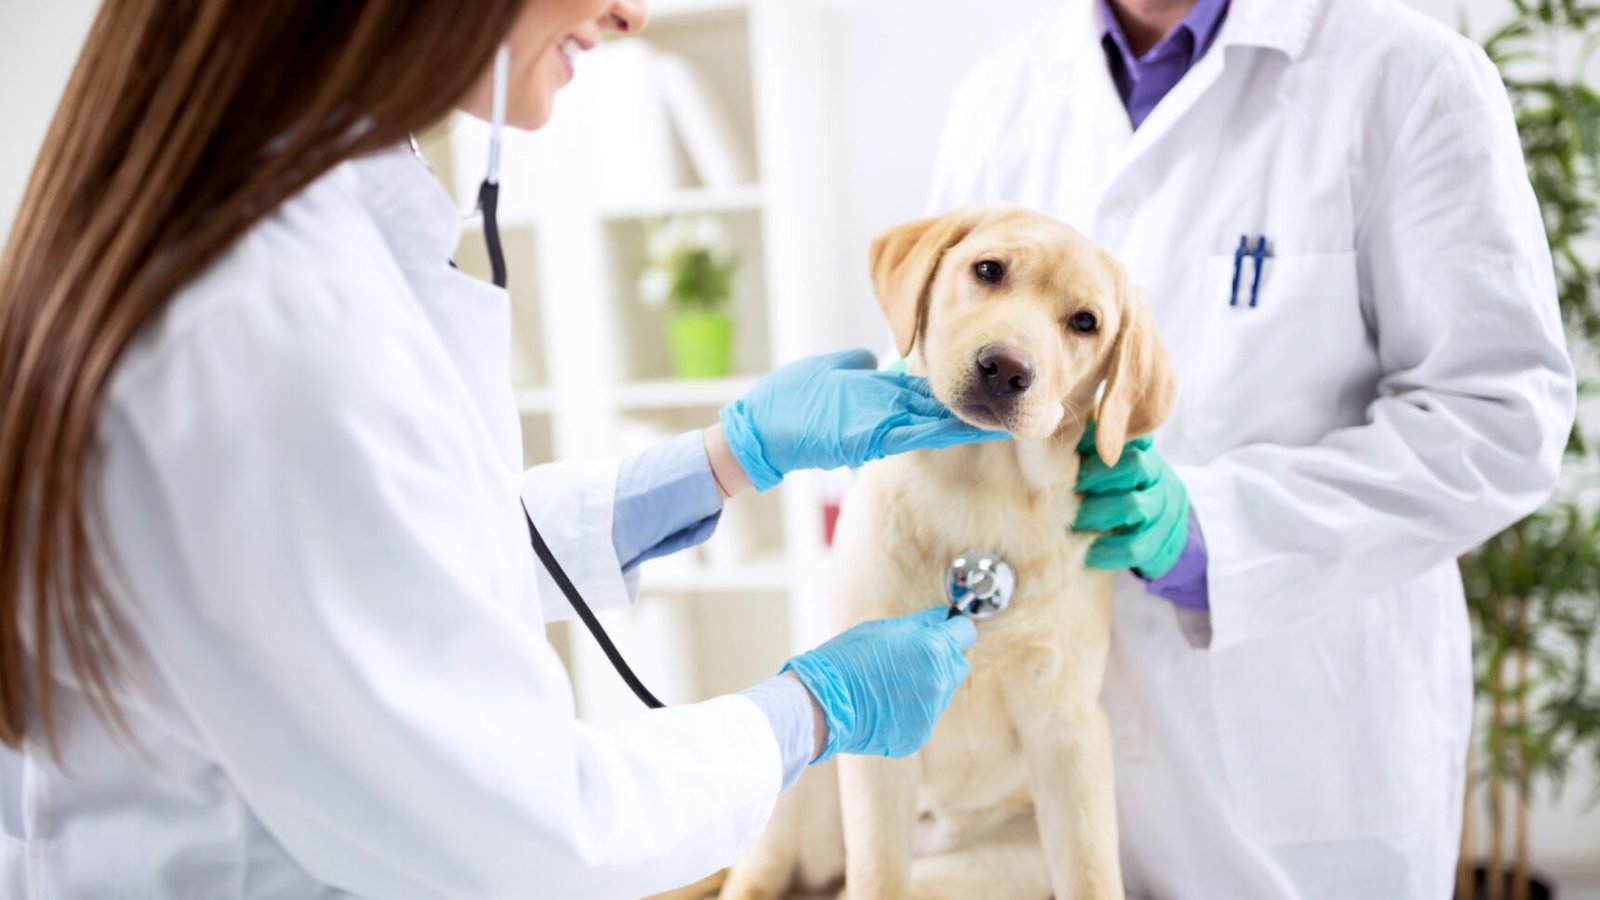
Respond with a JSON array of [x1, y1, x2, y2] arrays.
[[822, 500, 842, 546]]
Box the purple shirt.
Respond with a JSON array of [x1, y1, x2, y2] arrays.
[[1098, 0, 1231, 129], [1096, 0, 1225, 609]]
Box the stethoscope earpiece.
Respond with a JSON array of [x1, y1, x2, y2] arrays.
[[478, 45, 511, 290]]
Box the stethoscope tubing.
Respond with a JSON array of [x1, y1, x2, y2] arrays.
[[521, 502, 667, 709], [480, 46, 666, 710]]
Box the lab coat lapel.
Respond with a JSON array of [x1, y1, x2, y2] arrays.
[[1076, 9, 1134, 167], [1115, 44, 1227, 174], [1025, 5, 1129, 225], [353, 147, 524, 471], [1095, 0, 1324, 193]]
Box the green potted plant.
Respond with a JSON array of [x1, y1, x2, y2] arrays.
[[638, 215, 741, 379], [1456, 3, 1600, 899]]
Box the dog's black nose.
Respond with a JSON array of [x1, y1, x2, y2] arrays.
[[976, 346, 1034, 397]]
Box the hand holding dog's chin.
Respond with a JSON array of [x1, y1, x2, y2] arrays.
[[703, 424, 754, 500]]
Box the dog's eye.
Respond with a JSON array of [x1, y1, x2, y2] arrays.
[[973, 260, 1004, 285], [1067, 311, 1098, 334]]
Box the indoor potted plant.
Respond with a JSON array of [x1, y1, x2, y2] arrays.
[[639, 214, 740, 379], [1456, 3, 1600, 898]]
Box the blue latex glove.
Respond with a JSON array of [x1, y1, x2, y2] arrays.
[[1073, 424, 1190, 579], [719, 349, 1005, 491], [780, 607, 976, 762]]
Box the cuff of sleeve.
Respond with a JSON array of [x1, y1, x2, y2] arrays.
[[1136, 505, 1210, 611], [522, 458, 636, 623], [738, 676, 816, 791], [613, 430, 726, 571], [779, 653, 850, 763]]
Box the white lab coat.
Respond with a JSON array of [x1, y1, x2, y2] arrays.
[[929, 0, 1574, 897], [0, 147, 779, 899]]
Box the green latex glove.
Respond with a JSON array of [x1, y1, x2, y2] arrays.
[[1073, 424, 1189, 578]]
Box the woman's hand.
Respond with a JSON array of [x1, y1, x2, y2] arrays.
[[715, 349, 1005, 492], [703, 424, 753, 499], [781, 607, 977, 762]]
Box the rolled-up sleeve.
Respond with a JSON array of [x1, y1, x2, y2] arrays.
[[611, 430, 725, 573]]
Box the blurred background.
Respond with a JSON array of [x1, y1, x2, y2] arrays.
[[2, 1, 1597, 896]]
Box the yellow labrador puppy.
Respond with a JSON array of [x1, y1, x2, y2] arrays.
[[721, 206, 1174, 900]]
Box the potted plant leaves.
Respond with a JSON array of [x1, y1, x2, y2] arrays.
[[638, 215, 741, 379], [1456, 3, 1600, 899]]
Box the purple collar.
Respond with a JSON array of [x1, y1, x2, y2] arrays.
[[1098, 0, 1230, 69], [1096, 0, 1231, 129]]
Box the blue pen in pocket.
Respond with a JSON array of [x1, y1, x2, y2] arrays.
[[1229, 235, 1249, 307], [1248, 235, 1268, 308]]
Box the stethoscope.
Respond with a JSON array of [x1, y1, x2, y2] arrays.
[[469, 48, 1015, 710]]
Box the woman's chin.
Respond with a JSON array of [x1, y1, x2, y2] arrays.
[[509, 100, 555, 131]]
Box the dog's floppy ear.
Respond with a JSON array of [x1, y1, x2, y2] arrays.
[[869, 208, 986, 357], [1095, 273, 1175, 466]]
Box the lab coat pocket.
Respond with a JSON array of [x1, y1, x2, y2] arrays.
[[1182, 251, 1367, 455], [1208, 596, 1431, 844]]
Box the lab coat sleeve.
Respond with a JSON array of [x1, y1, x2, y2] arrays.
[[519, 456, 639, 623], [103, 286, 781, 900], [521, 431, 725, 623], [1172, 44, 1576, 649]]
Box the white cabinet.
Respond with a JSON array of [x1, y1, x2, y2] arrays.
[[418, 0, 836, 725]]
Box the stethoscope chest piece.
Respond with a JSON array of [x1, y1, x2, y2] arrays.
[[946, 550, 1016, 621]]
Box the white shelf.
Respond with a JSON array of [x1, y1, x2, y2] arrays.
[[461, 213, 538, 234], [645, 0, 748, 29], [639, 558, 789, 595], [598, 184, 763, 221], [615, 376, 757, 410], [516, 386, 554, 415], [419, 2, 840, 714]]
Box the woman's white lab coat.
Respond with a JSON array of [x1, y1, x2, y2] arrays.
[[0, 147, 778, 899], [928, 0, 1574, 897]]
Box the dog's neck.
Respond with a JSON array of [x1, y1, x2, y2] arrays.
[[908, 426, 1086, 500], [1013, 437, 1078, 493]]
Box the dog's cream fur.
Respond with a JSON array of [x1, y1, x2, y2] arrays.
[[721, 206, 1174, 900]]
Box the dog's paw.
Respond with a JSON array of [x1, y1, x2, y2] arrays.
[[647, 869, 728, 900], [718, 866, 790, 900], [911, 813, 964, 859]]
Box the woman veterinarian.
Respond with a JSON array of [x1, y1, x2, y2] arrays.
[[929, 0, 1575, 896], [0, 2, 997, 897]]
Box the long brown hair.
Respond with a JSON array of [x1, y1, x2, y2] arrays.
[[0, 0, 528, 751]]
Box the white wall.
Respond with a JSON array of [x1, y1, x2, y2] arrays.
[[0, 0, 98, 248], [797, 0, 1061, 352]]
